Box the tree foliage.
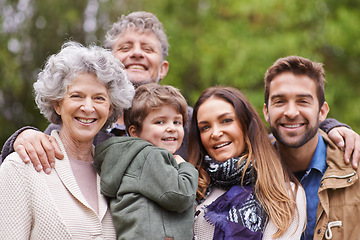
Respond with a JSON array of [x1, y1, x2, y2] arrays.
[[1, 0, 359, 147]]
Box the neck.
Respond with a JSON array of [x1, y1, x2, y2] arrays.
[[277, 132, 319, 173], [59, 130, 93, 162], [116, 114, 125, 125]]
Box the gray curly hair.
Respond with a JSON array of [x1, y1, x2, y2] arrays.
[[33, 41, 135, 128], [104, 11, 169, 60]]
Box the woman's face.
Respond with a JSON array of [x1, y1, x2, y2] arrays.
[[54, 73, 112, 143], [197, 97, 246, 162]]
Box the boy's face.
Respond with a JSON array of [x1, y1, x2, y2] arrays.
[[131, 104, 184, 154]]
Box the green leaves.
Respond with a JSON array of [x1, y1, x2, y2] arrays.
[[0, 0, 359, 147]]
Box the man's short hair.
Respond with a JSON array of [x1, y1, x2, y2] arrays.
[[264, 56, 326, 108], [124, 83, 188, 135], [104, 11, 169, 60]]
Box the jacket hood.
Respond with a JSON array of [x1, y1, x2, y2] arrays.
[[94, 137, 153, 197]]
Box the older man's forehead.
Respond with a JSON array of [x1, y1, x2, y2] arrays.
[[115, 29, 161, 47]]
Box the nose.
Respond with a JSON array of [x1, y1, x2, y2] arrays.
[[130, 44, 144, 59], [80, 98, 95, 113], [284, 101, 299, 119], [210, 124, 223, 139], [166, 123, 176, 132]]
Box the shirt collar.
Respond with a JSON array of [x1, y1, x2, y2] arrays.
[[107, 122, 126, 133], [308, 133, 327, 174]]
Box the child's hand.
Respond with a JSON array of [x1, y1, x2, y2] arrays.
[[173, 155, 185, 164]]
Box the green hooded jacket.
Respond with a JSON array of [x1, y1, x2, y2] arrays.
[[94, 137, 198, 240]]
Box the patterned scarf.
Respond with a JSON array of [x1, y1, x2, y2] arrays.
[[205, 155, 255, 190], [203, 156, 268, 240]]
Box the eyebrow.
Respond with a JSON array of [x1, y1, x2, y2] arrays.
[[270, 93, 314, 100], [197, 112, 233, 125], [152, 114, 183, 120], [120, 40, 134, 45]]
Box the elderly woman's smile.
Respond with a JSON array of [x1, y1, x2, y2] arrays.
[[76, 118, 97, 124]]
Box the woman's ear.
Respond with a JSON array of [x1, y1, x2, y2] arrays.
[[128, 125, 139, 137], [108, 105, 114, 119], [54, 101, 61, 115]]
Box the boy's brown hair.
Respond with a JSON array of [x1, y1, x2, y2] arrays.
[[124, 83, 188, 135]]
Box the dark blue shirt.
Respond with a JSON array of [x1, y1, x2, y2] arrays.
[[274, 133, 327, 240], [298, 134, 328, 240]]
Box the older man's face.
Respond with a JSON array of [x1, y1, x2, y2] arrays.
[[112, 29, 169, 86]]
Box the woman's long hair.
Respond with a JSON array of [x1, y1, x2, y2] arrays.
[[188, 86, 300, 238]]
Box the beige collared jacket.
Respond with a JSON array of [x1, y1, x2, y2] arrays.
[[0, 131, 116, 239], [314, 131, 360, 240]]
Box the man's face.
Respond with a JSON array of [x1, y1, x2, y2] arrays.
[[112, 29, 169, 86], [263, 72, 329, 148]]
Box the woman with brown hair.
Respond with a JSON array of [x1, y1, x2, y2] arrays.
[[190, 86, 306, 239]]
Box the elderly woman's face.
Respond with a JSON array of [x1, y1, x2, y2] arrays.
[[197, 97, 245, 162], [54, 73, 112, 143]]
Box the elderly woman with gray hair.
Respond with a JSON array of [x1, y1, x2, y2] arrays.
[[0, 41, 134, 239]]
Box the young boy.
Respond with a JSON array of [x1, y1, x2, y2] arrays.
[[93, 83, 198, 240]]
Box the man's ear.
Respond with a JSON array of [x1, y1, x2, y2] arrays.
[[319, 102, 330, 122], [159, 60, 169, 80], [128, 125, 139, 137], [263, 103, 270, 122]]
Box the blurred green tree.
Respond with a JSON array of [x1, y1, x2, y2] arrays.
[[0, 0, 359, 149]]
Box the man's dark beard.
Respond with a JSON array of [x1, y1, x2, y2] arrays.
[[270, 121, 319, 148]]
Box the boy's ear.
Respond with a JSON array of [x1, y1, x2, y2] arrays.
[[128, 125, 139, 137]]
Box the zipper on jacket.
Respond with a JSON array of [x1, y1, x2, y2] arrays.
[[316, 171, 356, 223], [316, 171, 356, 235], [321, 171, 356, 181], [316, 209, 324, 225]]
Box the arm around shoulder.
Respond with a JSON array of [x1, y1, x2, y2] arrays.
[[320, 118, 350, 133], [0, 126, 39, 164]]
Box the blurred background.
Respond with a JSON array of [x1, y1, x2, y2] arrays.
[[0, 0, 359, 148]]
